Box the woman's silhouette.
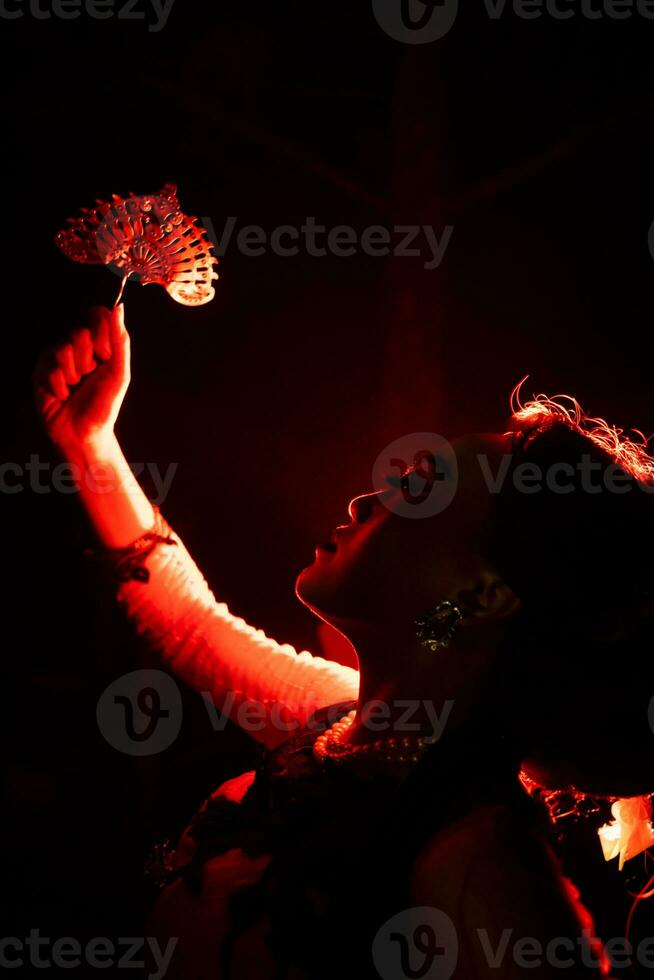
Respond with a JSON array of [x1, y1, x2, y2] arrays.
[[34, 303, 654, 978]]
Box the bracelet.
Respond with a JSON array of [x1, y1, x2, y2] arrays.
[[85, 505, 177, 583]]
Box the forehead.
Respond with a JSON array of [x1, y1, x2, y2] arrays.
[[446, 432, 510, 524], [377, 432, 510, 545]]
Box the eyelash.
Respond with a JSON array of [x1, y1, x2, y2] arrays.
[[385, 458, 448, 489]]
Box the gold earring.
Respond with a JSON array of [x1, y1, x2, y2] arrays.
[[415, 600, 463, 651]]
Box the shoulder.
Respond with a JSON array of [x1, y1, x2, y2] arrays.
[[410, 803, 610, 978]]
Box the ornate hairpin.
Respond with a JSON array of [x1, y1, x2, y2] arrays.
[[55, 183, 218, 308]]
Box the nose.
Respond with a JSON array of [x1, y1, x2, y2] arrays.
[[348, 492, 379, 524]]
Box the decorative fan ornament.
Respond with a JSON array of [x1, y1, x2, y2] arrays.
[[55, 183, 218, 307]]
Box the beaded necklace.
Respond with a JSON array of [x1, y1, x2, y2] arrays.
[[312, 709, 431, 765]]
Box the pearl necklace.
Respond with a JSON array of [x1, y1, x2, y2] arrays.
[[312, 710, 430, 766]]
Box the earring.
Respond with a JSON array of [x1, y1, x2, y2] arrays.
[[415, 600, 463, 651]]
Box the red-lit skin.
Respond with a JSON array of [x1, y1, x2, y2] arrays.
[[34, 306, 608, 978], [34, 303, 521, 748], [33, 304, 155, 546], [34, 304, 523, 747], [31, 310, 646, 795], [296, 435, 520, 748]]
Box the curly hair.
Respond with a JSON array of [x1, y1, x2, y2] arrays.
[[510, 379, 654, 485], [482, 383, 654, 797]]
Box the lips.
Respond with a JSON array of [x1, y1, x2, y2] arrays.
[[317, 525, 346, 553], [315, 519, 353, 555]]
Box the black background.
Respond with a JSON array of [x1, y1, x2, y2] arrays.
[[4, 0, 654, 973]]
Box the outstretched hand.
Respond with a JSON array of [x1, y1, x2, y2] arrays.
[[33, 305, 131, 452]]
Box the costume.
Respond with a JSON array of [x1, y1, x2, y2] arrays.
[[113, 520, 609, 979]]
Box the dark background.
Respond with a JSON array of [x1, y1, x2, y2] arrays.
[[4, 0, 654, 973]]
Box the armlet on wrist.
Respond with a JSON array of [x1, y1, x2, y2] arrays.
[[85, 506, 177, 583]]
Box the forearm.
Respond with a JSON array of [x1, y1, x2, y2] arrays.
[[58, 433, 155, 548], [34, 289, 359, 743], [59, 433, 360, 743], [118, 535, 360, 747], [55, 430, 358, 744]]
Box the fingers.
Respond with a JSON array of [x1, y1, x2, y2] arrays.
[[33, 322, 97, 407], [69, 327, 96, 376], [49, 367, 70, 402], [88, 306, 112, 361], [32, 304, 130, 409], [34, 320, 98, 389], [32, 352, 69, 404], [88, 304, 129, 381], [51, 328, 96, 388], [53, 343, 81, 387]]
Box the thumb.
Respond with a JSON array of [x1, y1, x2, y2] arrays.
[[107, 303, 130, 381]]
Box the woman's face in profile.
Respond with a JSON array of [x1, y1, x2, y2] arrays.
[[295, 434, 508, 631]]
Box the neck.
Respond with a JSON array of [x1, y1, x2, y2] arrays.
[[335, 622, 490, 750]]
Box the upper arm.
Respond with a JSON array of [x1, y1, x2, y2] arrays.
[[117, 529, 359, 747]]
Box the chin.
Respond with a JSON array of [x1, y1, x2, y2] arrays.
[[295, 554, 345, 620], [295, 560, 325, 611]]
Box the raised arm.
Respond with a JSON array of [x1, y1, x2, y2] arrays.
[[33, 305, 359, 747]]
